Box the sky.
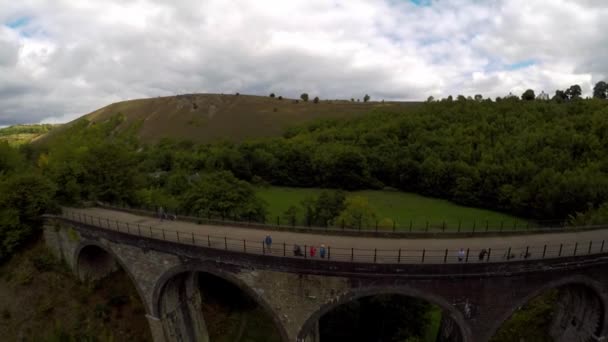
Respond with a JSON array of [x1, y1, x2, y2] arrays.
[[0, 0, 607, 126]]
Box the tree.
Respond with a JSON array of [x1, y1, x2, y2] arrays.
[[474, 94, 483, 102], [593, 81, 608, 99], [336, 196, 377, 229], [552, 90, 567, 102], [521, 89, 535, 101], [426, 96, 435, 103], [457, 95, 466, 102], [180, 171, 267, 221], [447, 95, 453, 102], [0, 173, 56, 261], [278, 96, 283, 100], [363, 94, 370, 102], [300, 93, 309, 102], [313, 96, 319, 104], [269, 93, 275, 98], [565, 84, 582, 100]]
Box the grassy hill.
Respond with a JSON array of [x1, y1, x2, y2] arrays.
[[35, 94, 420, 144], [0, 124, 56, 146]]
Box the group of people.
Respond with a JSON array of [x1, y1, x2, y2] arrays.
[[263, 235, 328, 258], [457, 248, 489, 262]]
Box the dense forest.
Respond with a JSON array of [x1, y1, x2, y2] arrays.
[[130, 97, 608, 221]]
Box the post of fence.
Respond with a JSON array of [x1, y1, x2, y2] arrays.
[[507, 247, 512, 260], [224, 237, 227, 250], [425, 221, 428, 232], [207, 235, 211, 247], [409, 220, 412, 232], [374, 249, 377, 263], [398, 248, 401, 263], [602, 240, 605, 253], [107, 218, 110, 228], [328, 246, 331, 260], [473, 220, 476, 232], [244, 240, 246, 253], [99, 217, 102, 226], [283, 242, 286, 256], [351, 248, 354, 262], [513, 221, 517, 231], [177, 231, 180, 243], [558, 244, 563, 257], [342, 219, 345, 231], [422, 249, 426, 263], [116, 221, 119, 231], [542, 245, 547, 258], [162, 229, 166, 240], [465, 248, 469, 263], [192, 233, 195, 245], [444, 249, 448, 263], [138, 224, 141, 236], [573, 242, 578, 256], [149, 226, 152, 237], [524, 246, 529, 258], [458, 220, 461, 232], [487, 248, 491, 262], [472, 222, 476, 234], [305, 245, 308, 259], [588, 241, 592, 254], [126, 222, 130, 234], [442, 221, 446, 232]]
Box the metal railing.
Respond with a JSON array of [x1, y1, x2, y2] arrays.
[[58, 209, 608, 265], [99, 202, 607, 236]]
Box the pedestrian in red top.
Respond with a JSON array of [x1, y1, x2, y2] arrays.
[[310, 245, 317, 257]]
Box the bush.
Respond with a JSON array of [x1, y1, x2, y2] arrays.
[[269, 93, 275, 98], [313, 97, 319, 104], [32, 249, 57, 271], [278, 96, 283, 100], [300, 93, 309, 102]]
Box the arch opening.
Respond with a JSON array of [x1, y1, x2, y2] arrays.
[[157, 271, 284, 342], [77, 244, 119, 282], [301, 293, 464, 342], [491, 283, 605, 342], [75, 244, 151, 340]]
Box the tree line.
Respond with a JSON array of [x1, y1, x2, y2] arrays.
[[2, 94, 608, 262]]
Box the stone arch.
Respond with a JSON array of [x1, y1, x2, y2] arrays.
[[152, 263, 290, 342], [73, 241, 150, 315], [297, 286, 472, 342], [487, 275, 608, 341]]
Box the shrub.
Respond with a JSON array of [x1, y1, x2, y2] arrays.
[[269, 93, 275, 98], [278, 96, 283, 100], [300, 93, 309, 102], [313, 97, 319, 104]]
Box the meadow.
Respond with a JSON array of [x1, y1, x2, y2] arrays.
[[256, 186, 528, 232]]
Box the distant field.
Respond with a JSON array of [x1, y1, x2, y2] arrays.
[[35, 94, 421, 145], [0, 124, 56, 146], [256, 187, 528, 232]]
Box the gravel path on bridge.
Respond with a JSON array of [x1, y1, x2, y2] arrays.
[[64, 207, 608, 264]]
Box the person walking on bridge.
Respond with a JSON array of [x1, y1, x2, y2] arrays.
[[264, 235, 273, 253], [458, 248, 465, 262]]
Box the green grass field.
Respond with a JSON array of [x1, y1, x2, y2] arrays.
[[256, 187, 528, 231]]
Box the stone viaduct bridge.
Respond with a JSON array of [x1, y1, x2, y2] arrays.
[[43, 207, 608, 342]]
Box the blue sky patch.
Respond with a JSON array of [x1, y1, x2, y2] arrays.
[[6, 16, 30, 29], [507, 59, 536, 70], [409, 0, 432, 6]]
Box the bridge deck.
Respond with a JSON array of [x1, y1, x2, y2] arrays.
[[62, 207, 608, 264]]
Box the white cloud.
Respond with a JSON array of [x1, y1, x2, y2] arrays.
[[0, 0, 607, 125]]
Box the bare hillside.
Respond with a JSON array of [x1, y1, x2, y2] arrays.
[[35, 94, 420, 144]]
